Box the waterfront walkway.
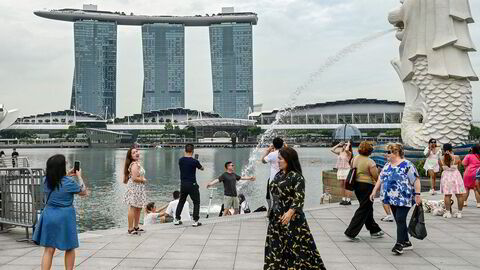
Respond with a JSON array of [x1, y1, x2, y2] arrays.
[[1, 193, 480, 270]]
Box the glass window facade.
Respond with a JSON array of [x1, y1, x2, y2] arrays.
[[71, 21, 117, 119], [209, 23, 253, 119], [141, 23, 185, 112]]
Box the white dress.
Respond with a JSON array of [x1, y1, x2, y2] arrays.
[[423, 147, 441, 172], [124, 161, 147, 208]]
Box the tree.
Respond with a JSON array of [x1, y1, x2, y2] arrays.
[[164, 122, 174, 131], [470, 124, 480, 139], [247, 126, 263, 137]]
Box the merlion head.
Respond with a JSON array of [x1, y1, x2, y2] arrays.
[[388, 0, 478, 82]]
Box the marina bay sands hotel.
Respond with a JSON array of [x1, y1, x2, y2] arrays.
[[34, 5, 258, 119]]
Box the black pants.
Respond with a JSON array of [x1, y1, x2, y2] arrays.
[[345, 182, 382, 237], [176, 182, 200, 222], [390, 205, 411, 244]]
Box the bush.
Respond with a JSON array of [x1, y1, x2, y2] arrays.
[[414, 159, 426, 177]]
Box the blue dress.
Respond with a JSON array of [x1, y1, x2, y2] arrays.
[[33, 176, 82, 250]]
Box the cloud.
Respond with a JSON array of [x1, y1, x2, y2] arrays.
[[1, 0, 479, 121]]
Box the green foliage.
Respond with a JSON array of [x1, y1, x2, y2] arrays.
[[414, 159, 426, 177], [469, 124, 480, 139], [0, 130, 35, 139], [247, 126, 263, 136], [384, 129, 401, 137], [164, 122, 174, 131]]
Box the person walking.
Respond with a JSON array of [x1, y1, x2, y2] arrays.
[[264, 147, 325, 270], [124, 147, 147, 235], [11, 148, 19, 167], [175, 144, 204, 227], [440, 143, 466, 218], [33, 154, 88, 270], [261, 137, 284, 211], [462, 144, 480, 207], [331, 140, 353, 205], [344, 141, 384, 240], [424, 138, 441, 195], [370, 143, 421, 255], [206, 161, 256, 215]]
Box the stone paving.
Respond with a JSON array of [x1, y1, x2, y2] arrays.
[[1, 193, 480, 270]]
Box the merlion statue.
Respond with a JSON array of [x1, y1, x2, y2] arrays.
[[388, 0, 478, 148]]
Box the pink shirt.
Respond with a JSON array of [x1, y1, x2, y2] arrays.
[[462, 154, 480, 188], [336, 153, 351, 170]]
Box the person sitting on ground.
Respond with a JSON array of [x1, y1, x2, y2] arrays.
[[440, 143, 466, 218], [143, 202, 168, 225], [165, 190, 191, 223], [238, 194, 251, 214], [206, 161, 255, 216]]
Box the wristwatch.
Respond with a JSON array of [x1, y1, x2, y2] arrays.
[[414, 192, 420, 195]]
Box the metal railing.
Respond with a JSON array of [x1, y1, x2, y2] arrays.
[[0, 168, 45, 240], [0, 156, 30, 168]]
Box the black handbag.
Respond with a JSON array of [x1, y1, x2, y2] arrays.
[[344, 168, 356, 191], [408, 204, 427, 240]]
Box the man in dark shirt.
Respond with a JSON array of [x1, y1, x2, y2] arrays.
[[175, 144, 204, 226], [207, 161, 255, 216], [11, 148, 19, 167]]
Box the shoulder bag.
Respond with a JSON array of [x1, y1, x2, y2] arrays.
[[345, 157, 356, 191]]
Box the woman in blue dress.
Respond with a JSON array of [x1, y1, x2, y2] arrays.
[[33, 154, 88, 270]]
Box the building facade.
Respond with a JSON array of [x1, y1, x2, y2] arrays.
[[71, 20, 117, 119], [209, 23, 253, 119], [142, 23, 185, 112]]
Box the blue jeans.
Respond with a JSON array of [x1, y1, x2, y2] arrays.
[[390, 205, 411, 244]]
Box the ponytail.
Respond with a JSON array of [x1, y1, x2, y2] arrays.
[[444, 153, 452, 168]]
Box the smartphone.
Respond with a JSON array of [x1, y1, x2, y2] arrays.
[[194, 154, 199, 160], [74, 160, 80, 172]]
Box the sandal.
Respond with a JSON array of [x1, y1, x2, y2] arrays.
[[128, 229, 139, 235], [134, 227, 145, 233]]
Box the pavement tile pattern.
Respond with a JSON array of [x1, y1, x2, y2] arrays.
[[0, 193, 479, 269]]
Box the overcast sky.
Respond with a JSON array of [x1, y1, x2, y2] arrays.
[[1, 0, 480, 119]]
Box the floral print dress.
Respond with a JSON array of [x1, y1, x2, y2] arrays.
[[264, 170, 325, 270], [124, 161, 147, 208], [379, 160, 419, 207]]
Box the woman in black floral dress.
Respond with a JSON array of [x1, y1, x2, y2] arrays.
[[264, 147, 326, 270]]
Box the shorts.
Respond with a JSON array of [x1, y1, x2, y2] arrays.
[[337, 168, 350, 180], [224, 196, 239, 210]]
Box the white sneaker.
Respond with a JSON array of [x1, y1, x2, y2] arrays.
[[173, 219, 182, 225], [430, 189, 436, 195], [464, 201, 468, 207], [381, 215, 394, 222], [443, 212, 452, 218], [477, 203, 480, 208], [454, 212, 462, 219]]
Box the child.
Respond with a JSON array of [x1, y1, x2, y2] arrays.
[[143, 202, 168, 225], [440, 144, 466, 218]]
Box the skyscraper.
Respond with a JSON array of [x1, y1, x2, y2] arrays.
[[141, 23, 185, 112], [71, 20, 117, 119], [209, 23, 253, 119]]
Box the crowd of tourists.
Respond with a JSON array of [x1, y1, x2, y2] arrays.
[[333, 139, 480, 256]]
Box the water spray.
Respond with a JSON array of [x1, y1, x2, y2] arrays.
[[238, 29, 395, 192]]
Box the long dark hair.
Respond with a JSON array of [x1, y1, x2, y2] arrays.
[[345, 140, 354, 163], [443, 143, 453, 167], [124, 147, 135, 184], [279, 147, 302, 175], [46, 154, 66, 191]]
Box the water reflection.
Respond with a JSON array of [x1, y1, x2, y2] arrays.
[[17, 147, 335, 232]]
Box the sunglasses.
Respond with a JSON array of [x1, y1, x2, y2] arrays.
[[430, 141, 436, 144], [386, 150, 393, 154]]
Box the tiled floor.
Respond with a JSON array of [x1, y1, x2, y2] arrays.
[[0, 193, 479, 269]]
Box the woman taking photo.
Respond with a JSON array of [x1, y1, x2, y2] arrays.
[[344, 141, 384, 240], [462, 144, 480, 207], [370, 143, 421, 255], [33, 154, 88, 270], [331, 140, 353, 205], [124, 147, 147, 235], [264, 147, 325, 270], [424, 138, 441, 195]]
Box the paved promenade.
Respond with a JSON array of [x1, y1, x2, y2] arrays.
[[1, 193, 479, 270]]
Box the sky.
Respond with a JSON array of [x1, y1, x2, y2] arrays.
[[1, 0, 480, 119]]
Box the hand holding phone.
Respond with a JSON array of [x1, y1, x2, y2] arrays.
[[194, 154, 199, 160], [74, 161, 80, 172]]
